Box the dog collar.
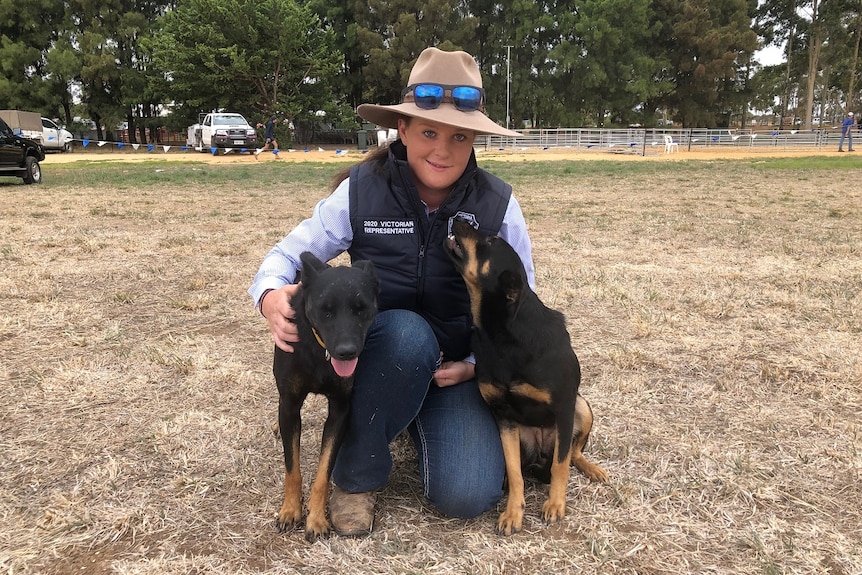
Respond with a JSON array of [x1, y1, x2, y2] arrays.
[[311, 327, 331, 360]]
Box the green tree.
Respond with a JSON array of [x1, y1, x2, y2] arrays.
[[71, 0, 172, 143], [551, 0, 669, 127], [0, 0, 66, 111], [649, 0, 758, 127], [147, 0, 341, 135]]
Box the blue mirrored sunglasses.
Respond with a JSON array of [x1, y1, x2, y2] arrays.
[[401, 83, 485, 112]]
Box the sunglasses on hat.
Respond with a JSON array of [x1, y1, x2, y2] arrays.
[[401, 83, 485, 113]]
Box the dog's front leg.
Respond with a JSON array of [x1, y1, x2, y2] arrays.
[[305, 394, 350, 540], [276, 394, 303, 532], [497, 424, 525, 535]]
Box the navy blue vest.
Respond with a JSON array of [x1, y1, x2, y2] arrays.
[[348, 141, 511, 360]]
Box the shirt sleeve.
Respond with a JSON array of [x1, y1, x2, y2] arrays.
[[248, 178, 353, 307], [497, 194, 536, 290]]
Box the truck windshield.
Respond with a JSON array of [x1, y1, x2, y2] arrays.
[[214, 115, 246, 125]]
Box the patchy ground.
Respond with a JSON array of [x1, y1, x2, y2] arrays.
[[1, 156, 860, 574]]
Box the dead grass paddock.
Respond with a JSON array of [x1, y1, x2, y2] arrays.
[[1, 155, 860, 574]]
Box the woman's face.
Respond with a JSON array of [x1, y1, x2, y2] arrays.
[[398, 117, 476, 200]]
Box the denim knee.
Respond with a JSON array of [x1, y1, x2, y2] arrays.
[[426, 476, 502, 519]]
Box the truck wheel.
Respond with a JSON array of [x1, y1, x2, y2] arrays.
[[22, 156, 42, 184], [63, 141, 72, 153]]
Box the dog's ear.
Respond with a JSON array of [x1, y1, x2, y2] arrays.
[[299, 252, 328, 286], [499, 269, 524, 315], [351, 259, 375, 275], [352, 259, 380, 293]]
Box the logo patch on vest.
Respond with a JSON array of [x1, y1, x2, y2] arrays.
[[363, 219, 415, 235], [448, 212, 479, 236]]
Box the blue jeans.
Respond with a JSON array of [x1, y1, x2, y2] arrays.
[[332, 310, 504, 518], [839, 130, 854, 150]]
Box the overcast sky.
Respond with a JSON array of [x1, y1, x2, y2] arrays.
[[756, 44, 785, 67]]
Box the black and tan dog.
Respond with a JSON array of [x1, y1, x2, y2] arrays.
[[446, 219, 608, 535], [272, 251, 378, 540]]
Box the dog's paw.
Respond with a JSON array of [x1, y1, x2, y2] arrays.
[[573, 454, 609, 482], [541, 497, 567, 524], [585, 464, 609, 483], [496, 510, 523, 536], [275, 503, 303, 533], [304, 515, 331, 541]]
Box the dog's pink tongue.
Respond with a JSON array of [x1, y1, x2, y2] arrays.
[[331, 357, 359, 377]]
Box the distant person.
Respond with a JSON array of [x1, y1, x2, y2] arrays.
[[256, 115, 279, 157], [839, 111, 854, 152]]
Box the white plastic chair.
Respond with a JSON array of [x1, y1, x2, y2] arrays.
[[664, 134, 679, 153]]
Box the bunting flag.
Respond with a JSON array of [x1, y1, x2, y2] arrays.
[[210, 147, 218, 155], [317, 147, 324, 152], [132, 143, 140, 150], [147, 144, 154, 152], [83, 139, 90, 147], [163, 145, 171, 153], [117, 142, 124, 148], [223, 148, 233, 154], [240, 148, 248, 153], [272, 149, 279, 155], [287, 148, 296, 152], [181, 145, 188, 151], [97, 141, 107, 147]]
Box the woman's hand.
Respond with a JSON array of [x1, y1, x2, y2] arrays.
[[433, 360, 475, 388], [260, 284, 301, 353]]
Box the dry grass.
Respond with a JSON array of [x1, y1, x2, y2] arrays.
[[1, 155, 860, 574]]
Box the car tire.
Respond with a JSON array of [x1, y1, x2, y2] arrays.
[[22, 156, 42, 184], [63, 141, 72, 153]]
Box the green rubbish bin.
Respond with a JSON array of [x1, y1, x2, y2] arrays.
[[357, 130, 367, 150]]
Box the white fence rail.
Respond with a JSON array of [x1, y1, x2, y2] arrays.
[[477, 128, 843, 154]]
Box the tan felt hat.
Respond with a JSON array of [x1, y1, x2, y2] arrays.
[[357, 47, 520, 137]]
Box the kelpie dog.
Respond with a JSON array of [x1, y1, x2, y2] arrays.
[[272, 251, 378, 540], [445, 219, 608, 535]]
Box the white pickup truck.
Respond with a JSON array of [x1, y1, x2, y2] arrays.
[[40, 117, 74, 152], [0, 111, 74, 152], [187, 112, 257, 152]]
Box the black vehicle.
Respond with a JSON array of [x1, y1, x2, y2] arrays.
[[0, 117, 45, 184]]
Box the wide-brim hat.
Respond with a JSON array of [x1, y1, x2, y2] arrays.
[[357, 47, 520, 138]]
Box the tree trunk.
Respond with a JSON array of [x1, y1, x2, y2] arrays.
[[849, 10, 862, 106], [803, 0, 823, 130]]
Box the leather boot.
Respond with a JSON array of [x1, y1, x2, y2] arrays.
[[329, 485, 376, 537]]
